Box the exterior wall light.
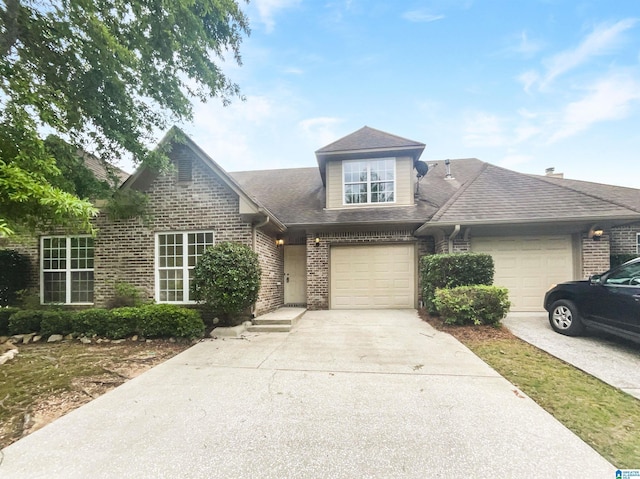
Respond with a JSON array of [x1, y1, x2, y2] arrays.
[[588, 226, 604, 241], [276, 238, 284, 247], [315, 237, 320, 246]]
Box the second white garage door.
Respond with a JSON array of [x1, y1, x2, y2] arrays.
[[471, 236, 574, 312], [330, 244, 415, 309]]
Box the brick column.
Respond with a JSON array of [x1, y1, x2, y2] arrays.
[[581, 233, 610, 278]]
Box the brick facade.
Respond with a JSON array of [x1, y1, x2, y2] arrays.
[[254, 229, 284, 315], [581, 232, 611, 278], [609, 223, 640, 255], [304, 230, 434, 310]]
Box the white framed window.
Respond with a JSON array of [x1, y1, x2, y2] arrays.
[[41, 236, 94, 304], [155, 231, 214, 303], [637, 233, 640, 254], [343, 158, 395, 205]]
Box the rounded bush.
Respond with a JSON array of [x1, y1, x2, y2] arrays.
[[8, 309, 45, 334], [191, 242, 261, 324], [103, 307, 138, 339], [0, 307, 20, 335], [39, 310, 74, 337], [434, 285, 511, 326], [71, 308, 112, 337]]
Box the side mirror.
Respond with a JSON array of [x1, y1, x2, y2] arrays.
[[589, 274, 602, 285]]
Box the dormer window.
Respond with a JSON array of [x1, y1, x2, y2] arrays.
[[343, 158, 395, 205]]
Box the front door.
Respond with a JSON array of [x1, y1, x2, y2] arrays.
[[284, 245, 307, 305]]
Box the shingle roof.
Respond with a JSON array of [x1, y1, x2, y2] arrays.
[[316, 126, 425, 153], [229, 159, 485, 228], [231, 158, 640, 231], [82, 152, 130, 185], [425, 163, 640, 226]]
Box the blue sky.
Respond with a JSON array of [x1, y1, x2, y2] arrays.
[[173, 1, 640, 188]]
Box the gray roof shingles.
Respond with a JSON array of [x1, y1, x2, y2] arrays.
[[315, 126, 425, 153], [231, 159, 640, 229]]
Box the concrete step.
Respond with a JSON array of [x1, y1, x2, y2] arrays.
[[246, 324, 291, 333], [253, 317, 293, 326]]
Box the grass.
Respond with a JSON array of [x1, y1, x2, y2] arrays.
[[422, 313, 640, 469], [0, 340, 189, 448]]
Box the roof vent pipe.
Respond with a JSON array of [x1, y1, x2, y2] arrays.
[[445, 159, 453, 180]]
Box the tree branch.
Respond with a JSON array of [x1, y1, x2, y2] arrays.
[[0, 0, 21, 58]]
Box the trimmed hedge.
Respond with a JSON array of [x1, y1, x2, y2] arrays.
[[421, 253, 494, 313], [434, 285, 511, 326], [0, 307, 20, 335], [0, 249, 30, 306], [6, 305, 205, 339]]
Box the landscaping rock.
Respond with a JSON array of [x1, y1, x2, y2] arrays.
[[130, 335, 138, 342], [80, 337, 92, 344], [64, 334, 74, 340], [0, 347, 19, 365], [33, 335, 42, 343], [47, 334, 63, 343], [112, 339, 125, 344], [22, 333, 35, 344]]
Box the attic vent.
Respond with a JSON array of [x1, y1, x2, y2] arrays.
[[177, 158, 192, 182]]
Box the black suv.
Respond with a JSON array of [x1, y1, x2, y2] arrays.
[[543, 257, 640, 342]]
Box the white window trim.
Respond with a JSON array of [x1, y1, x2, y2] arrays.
[[154, 231, 215, 304], [40, 235, 94, 305], [342, 158, 396, 206]]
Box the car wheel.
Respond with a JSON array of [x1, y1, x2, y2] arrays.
[[549, 299, 584, 336]]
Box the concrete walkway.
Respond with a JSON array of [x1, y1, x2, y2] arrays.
[[504, 312, 640, 400], [0, 310, 615, 478]]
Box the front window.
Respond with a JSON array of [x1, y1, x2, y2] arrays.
[[156, 231, 214, 303], [343, 158, 395, 205], [41, 236, 94, 304]]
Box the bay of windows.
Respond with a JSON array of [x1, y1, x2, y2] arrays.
[[343, 158, 395, 204]]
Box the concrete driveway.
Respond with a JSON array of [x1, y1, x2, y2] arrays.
[[504, 312, 640, 400], [0, 310, 614, 478]]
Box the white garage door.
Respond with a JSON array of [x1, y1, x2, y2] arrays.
[[471, 236, 574, 312], [330, 244, 415, 309]]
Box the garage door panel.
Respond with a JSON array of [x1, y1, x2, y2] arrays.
[[472, 236, 573, 312], [331, 245, 415, 309]]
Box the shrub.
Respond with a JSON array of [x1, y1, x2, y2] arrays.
[[40, 311, 74, 337], [71, 309, 112, 337], [135, 304, 204, 339], [0, 307, 20, 335], [610, 254, 639, 269], [8, 310, 46, 334], [434, 285, 511, 326], [191, 242, 261, 326], [421, 253, 494, 313], [105, 307, 139, 339], [0, 249, 30, 306], [106, 282, 145, 308]]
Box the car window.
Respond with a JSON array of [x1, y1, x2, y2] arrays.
[[604, 262, 640, 286]]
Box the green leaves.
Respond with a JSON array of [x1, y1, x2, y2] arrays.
[[1, 0, 249, 234], [191, 241, 261, 324]]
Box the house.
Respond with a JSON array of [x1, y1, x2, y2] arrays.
[[5, 126, 640, 313]]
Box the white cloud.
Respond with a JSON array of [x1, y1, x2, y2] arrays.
[[539, 18, 638, 89], [401, 10, 445, 23], [508, 30, 544, 57], [518, 70, 540, 94], [299, 117, 344, 147], [550, 73, 640, 142], [253, 0, 301, 33], [462, 112, 507, 147], [284, 67, 304, 75]]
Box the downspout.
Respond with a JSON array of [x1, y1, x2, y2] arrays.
[[251, 214, 270, 318], [448, 225, 461, 254]]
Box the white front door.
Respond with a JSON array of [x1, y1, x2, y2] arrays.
[[284, 245, 307, 305]]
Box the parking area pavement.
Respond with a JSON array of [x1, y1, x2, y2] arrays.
[[503, 312, 640, 400], [0, 310, 615, 478]]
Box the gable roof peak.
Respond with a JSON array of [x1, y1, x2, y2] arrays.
[[316, 125, 425, 154]]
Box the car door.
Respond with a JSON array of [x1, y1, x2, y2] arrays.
[[585, 261, 640, 334]]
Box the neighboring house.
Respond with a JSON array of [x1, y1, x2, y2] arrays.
[[4, 126, 640, 313]]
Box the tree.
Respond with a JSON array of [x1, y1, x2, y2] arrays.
[[0, 0, 249, 236], [191, 242, 261, 326]]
